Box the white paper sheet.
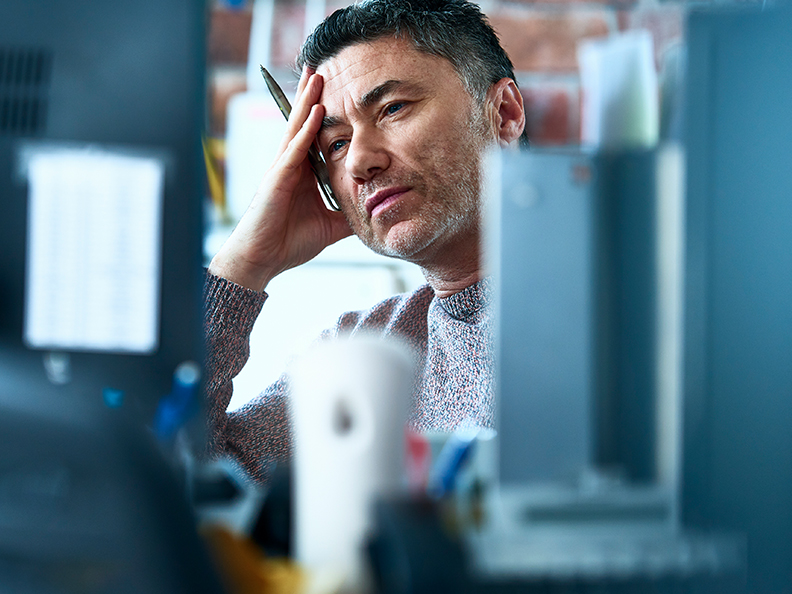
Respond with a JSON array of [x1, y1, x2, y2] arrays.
[[24, 148, 164, 353]]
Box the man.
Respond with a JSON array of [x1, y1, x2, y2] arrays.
[[205, 0, 526, 482]]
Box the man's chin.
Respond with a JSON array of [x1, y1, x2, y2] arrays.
[[358, 223, 431, 262], [384, 231, 437, 263]]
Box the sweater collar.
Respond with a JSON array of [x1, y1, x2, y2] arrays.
[[436, 277, 491, 321]]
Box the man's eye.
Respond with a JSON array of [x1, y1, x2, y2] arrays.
[[385, 103, 404, 116], [329, 139, 348, 154]]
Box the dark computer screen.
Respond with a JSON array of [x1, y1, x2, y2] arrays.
[[683, 6, 792, 593], [0, 2, 225, 592], [0, 0, 207, 425]]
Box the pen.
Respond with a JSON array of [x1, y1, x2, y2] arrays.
[[260, 65, 341, 211], [427, 426, 481, 499]]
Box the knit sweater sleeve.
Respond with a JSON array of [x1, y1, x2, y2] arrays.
[[203, 272, 291, 483], [202, 272, 432, 483]]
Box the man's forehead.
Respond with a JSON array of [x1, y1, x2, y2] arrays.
[[316, 38, 460, 104], [316, 37, 419, 74]]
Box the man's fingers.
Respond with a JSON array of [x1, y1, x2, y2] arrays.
[[295, 64, 315, 98], [289, 73, 322, 135], [277, 73, 322, 155], [278, 104, 324, 171]]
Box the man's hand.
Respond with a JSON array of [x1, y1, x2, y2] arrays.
[[209, 68, 352, 292]]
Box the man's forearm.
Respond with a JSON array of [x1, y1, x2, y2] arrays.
[[203, 271, 267, 455]]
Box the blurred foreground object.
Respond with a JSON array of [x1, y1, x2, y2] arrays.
[[0, 0, 206, 429], [682, 6, 792, 592], [290, 337, 413, 594], [0, 407, 224, 593], [477, 146, 745, 591], [202, 524, 303, 594]]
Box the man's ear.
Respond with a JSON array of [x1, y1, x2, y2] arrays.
[[486, 78, 526, 147]]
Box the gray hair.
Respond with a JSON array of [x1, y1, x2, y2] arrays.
[[296, 0, 517, 104]]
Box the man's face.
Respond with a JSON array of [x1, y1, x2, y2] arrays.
[[315, 38, 493, 265]]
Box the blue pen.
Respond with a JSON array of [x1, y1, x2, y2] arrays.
[[154, 361, 201, 441], [427, 426, 481, 499]]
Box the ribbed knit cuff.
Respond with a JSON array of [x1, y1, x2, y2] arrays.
[[203, 270, 267, 339]]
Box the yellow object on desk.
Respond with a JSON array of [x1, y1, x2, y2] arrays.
[[203, 136, 227, 215], [201, 524, 304, 594]]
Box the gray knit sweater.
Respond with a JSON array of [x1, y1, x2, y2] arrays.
[[204, 271, 494, 483]]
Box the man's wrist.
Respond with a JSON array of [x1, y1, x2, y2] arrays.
[[208, 255, 276, 293]]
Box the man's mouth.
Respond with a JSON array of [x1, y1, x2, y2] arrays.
[[364, 187, 410, 218]]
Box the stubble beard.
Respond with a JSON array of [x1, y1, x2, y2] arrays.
[[344, 107, 491, 264]]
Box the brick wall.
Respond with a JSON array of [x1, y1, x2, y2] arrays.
[[208, 0, 686, 144]]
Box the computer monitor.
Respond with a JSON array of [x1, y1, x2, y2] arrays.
[[0, 3, 226, 591], [0, 0, 207, 426], [682, 5, 792, 593]]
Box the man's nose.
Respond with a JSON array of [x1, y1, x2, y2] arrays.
[[345, 129, 390, 184]]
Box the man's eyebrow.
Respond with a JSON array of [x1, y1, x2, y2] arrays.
[[357, 80, 408, 109], [321, 114, 343, 132], [319, 79, 425, 133]]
